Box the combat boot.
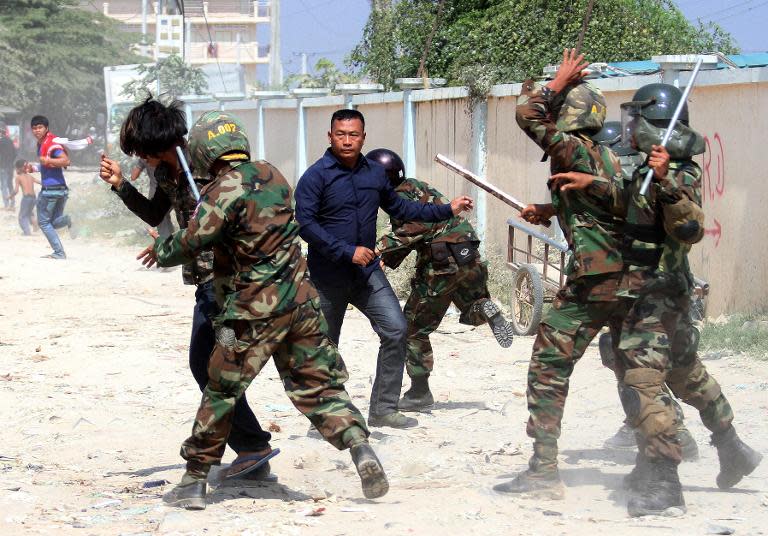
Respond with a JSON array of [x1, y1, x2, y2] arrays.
[[677, 425, 699, 461], [162, 474, 207, 510], [493, 443, 564, 499], [603, 424, 637, 450], [368, 411, 418, 429], [477, 299, 514, 348], [627, 458, 685, 517], [623, 450, 650, 492], [350, 443, 389, 499], [398, 376, 434, 412], [711, 426, 763, 489]]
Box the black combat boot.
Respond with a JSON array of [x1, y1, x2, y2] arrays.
[[711, 426, 763, 489], [162, 474, 207, 510], [478, 299, 514, 348], [623, 449, 650, 492], [493, 442, 564, 499], [350, 443, 389, 499], [627, 458, 685, 517], [398, 375, 434, 412]]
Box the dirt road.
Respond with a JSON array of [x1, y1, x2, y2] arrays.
[[0, 172, 766, 535]]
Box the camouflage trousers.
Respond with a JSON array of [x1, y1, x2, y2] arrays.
[[180, 297, 369, 476], [608, 290, 734, 440], [403, 260, 491, 379]]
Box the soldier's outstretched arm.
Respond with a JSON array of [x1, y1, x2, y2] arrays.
[[153, 187, 233, 267]]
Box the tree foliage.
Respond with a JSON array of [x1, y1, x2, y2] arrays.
[[349, 0, 740, 91], [284, 58, 360, 92], [0, 0, 143, 132], [121, 54, 207, 101]]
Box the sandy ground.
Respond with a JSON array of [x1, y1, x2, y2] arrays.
[[0, 170, 767, 536]]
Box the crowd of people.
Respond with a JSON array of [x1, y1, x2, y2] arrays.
[[8, 48, 761, 517]]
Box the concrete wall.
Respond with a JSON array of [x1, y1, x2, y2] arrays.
[[211, 68, 768, 315]]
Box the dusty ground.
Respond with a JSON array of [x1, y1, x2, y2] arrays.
[[0, 170, 766, 536]]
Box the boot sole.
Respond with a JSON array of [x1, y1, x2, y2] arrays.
[[717, 450, 763, 489], [494, 482, 565, 500], [357, 459, 389, 499], [628, 503, 686, 517], [163, 496, 206, 510], [481, 301, 514, 348]]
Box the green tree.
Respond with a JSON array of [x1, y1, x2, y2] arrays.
[[0, 0, 144, 132], [121, 54, 207, 101], [285, 58, 359, 92], [349, 0, 739, 91]]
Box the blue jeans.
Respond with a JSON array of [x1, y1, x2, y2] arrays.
[[314, 269, 408, 416], [37, 189, 70, 256], [19, 194, 35, 235], [190, 281, 272, 453]]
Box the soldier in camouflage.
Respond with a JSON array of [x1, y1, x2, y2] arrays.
[[494, 49, 647, 499], [591, 121, 699, 461], [146, 111, 389, 509], [544, 83, 762, 515], [615, 84, 761, 515], [99, 98, 276, 481], [366, 148, 514, 411]]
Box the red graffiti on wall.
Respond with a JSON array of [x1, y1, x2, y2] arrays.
[[701, 133, 725, 246]]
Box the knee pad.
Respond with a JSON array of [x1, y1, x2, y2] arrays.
[[622, 368, 676, 438]]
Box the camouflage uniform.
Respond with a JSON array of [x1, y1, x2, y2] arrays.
[[155, 142, 369, 478], [513, 80, 652, 473], [616, 159, 734, 444], [378, 177, 491, 379]]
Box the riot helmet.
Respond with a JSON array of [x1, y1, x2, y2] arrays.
[[366, 148, 405, 187]]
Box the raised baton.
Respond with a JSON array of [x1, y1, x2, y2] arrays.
[[434, 153, 551, 227], [175, 146, 201, 201], [639, 56, 704, 196]]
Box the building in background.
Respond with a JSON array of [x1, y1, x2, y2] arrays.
[[80, 0, 281, 90]]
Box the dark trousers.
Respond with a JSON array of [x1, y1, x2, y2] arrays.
[[190, 281, 272, 453], [0, 168, 13, 208], [18, 194, 36, 235], [314, 269, 408, 416]]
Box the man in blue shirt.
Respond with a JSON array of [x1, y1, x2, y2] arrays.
[[31, 115, 72, 260], [295, 109, 473, 429]]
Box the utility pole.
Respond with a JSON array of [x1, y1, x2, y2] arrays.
[[269, 0, 283, 87]]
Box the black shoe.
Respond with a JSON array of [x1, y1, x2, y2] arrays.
[[493, 468, 564, 499], [398, 376, 434, 412], [350, 443, 389, 499], [603, 424, 637, 450], [162, 478, 207, 510], [711, 426, 763, 489], [627, 458, 685, 517], [479, 299, 514, 348], [368, 411, 418, 429]]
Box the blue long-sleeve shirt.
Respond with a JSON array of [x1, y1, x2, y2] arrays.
[[295, 149, 454, 286]]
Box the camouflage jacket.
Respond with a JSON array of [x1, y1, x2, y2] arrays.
[[516, 80, 625, 286], [618, 158, 704, 295], [377, 177, 478, 272], [154, 160, 318, 321], [114, 157, 214, 286]]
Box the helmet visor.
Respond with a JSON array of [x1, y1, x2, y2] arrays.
[[620, 103, 643, 147]]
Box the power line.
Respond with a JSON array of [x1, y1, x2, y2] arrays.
[[200, 4, 228, 93], [696, 0, 757, 20], [295, 0, 336, 34], [717, 0, 768, 21], [283, 0, 338, 18]]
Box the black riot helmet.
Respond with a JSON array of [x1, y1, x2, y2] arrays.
[[621, 83, 689, 125], [590, 120, 635, 156], [366, 148, 406, 187]]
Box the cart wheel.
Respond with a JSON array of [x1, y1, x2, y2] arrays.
[[510, 263, 544, 336]]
